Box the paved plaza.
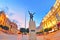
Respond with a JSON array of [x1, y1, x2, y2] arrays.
[[0, 30, 60, 40]]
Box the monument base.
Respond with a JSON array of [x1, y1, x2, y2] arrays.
[[29, 21, 36, 40]]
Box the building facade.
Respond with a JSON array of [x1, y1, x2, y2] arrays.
[[0, 11, 18, 34], [40, 0, 60, 30]]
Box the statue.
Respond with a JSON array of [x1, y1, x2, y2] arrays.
[[28, 11, 35, 21]]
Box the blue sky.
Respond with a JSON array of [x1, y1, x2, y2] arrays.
[[0, 0, 56, 29]]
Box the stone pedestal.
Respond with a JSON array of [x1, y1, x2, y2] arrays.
[[29, 21, 36, 40]]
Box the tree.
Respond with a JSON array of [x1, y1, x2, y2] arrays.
[[20, 28, 26, 33], [0, 25, 3, 28], [44, 28, 52, 32], [26, 28, 29, 33], [48, 28, 52, 31], [44, 28, 49, 32], [2, 26, 9, 30]]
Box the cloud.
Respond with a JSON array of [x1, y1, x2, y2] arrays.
[[0, 6, 29, 29], [7, 11, 26, 29]]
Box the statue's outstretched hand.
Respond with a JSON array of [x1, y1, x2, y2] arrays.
[[28, 11, 30, 14], [33, 12, 35, 15]]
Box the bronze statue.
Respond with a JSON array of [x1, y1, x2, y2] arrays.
[[28, 11, 35, 21]]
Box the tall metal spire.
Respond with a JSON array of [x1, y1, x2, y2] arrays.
[[25, 13, 26, 28]]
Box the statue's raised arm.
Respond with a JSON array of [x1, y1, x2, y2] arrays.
[[28, 11, 35, 21], [33, 12, 35, 15], [28, 11, 30, 15]]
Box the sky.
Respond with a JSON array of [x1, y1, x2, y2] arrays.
[[0, 0, 56, 29]]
